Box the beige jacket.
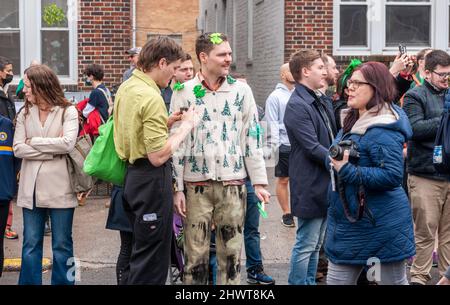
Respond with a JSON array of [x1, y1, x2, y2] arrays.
[[13, 105, 79, 210]]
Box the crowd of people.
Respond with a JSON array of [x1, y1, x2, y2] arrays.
[[1, 31, 450, 286]]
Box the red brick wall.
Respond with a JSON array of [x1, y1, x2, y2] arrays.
[[78, 0, 132, 91], [284, 0, 333, 62], [284, 1, 394, 69]]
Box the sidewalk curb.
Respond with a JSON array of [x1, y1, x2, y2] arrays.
[[2, 258, 52, 272]]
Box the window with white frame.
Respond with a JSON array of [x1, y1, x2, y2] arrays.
[[0, 0, 20, 74], [0, 0, 77, 81], [334, 0, 450, 55]]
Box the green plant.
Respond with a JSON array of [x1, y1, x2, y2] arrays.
[[43, 3, 66, 27]]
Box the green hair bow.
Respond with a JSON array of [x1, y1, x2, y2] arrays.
[[341, 59, 362, 88], [210, 33, 223, 45]]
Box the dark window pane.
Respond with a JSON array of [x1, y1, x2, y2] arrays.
[[42, 30, 69, 76], [340, 5, 367, 47], [42, 0, 68, 28], [0, 32, 20, 74], [386, 5, 430, 46], [0, 0, 19, 28]]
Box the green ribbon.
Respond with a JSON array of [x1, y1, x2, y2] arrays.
[[210, 33, 223, 45], [173, 81, 184, 91], [341, 59, 362, 88], [193, 84, 206, 98], [257, 202, 268, 219], [226, 75, 236, 84]]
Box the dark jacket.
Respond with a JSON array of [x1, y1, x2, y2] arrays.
[[395, 74, 413, 105], [403, 81, 448, 180], [0, 115, 18, 204], [0, 89, 16, 122], [284, 84, 337, 219], [325, 104, 415, 264]]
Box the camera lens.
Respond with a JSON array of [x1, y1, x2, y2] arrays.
[[329, 145, 341, 159]]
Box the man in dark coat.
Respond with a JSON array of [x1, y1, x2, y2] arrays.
[[0, 57, 16, 122], [284, 49, 337, 285], [403, 49, 450, 285]]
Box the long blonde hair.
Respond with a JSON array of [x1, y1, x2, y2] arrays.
[[23, 64, 71, 117]]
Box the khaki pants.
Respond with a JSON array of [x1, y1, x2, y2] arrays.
[[183, 181, 247, 285], [408, 175, 450, 284]]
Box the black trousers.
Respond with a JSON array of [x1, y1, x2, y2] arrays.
[[122, 159, 173, 285], [116, 231, 132, 285], [0, 202, 9, 277]]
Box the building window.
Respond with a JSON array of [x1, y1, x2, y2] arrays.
[[147, 33, 183, 46], [0, 0, 20, 74], [334, 0, 447, 55], [3, 0, 77, 82], [41, 0, 70, 76], [385, 0, 431, 47]]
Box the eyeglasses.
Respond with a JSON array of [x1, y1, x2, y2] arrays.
[[432, 71, 450, 79], [346, 79, 370, 89]]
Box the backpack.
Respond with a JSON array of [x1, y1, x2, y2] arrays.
[[97, 87, 114, 117], [433, 91, 450, 174]]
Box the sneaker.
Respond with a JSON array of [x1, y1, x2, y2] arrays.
[[247, 266, 275, 285], [4, 228, 18, 239], [281, 213, 295, 227]]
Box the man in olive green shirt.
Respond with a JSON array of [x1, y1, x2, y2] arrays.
[[113, 37, 197, 284]]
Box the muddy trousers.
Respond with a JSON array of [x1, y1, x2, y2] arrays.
[[183, 181, 247, 285], [122, 159, 173, 285]]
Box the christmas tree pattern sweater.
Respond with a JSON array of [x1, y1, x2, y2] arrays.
[[170, 74, 268, 191]]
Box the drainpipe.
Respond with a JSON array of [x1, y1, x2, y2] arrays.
[[132, 0, 136, 47]]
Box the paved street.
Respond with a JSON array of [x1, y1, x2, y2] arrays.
[[0, 168, 440, 285]]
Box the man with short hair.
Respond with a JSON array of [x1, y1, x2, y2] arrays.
[[171, 32, 270, 285], [114, 37, 197, 284], [162, 53, 194, 110], [320, 54, 339, 97], [403, 49, 450, 285], [122, 47, 142, 82], [265, 63, 295, 227], [83, 64, 110, 123], [284, 49, 337, 285]]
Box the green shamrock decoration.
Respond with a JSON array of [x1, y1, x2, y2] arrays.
[[227, 75, 236, 84], [173, 81, 184, 91], [210, 33, 223, 45], [193, 85, 206, 98], [43, 3, 66, 27]]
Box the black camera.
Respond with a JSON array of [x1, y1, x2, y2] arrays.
[[329, 140, 360, 161]]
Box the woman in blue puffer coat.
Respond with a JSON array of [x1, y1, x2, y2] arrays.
[[326, 62, 415, 285]]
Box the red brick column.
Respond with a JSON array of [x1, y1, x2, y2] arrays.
[[284, 0, 333, 62], [78, 0, 132, 90]]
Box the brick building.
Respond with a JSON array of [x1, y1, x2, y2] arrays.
[[199, 0, 450, 106], [0, 0, 198, 94]]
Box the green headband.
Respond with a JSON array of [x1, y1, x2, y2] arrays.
[[341, 59, 362, 88]]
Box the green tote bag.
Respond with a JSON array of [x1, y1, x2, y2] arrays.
[[83, 117, 126, 186]]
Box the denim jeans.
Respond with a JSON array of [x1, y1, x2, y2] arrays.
[[19, 203, 75, 285], [288, 217, 327, 285], [327, 261, 408, 285], [244, 180, 262, 270]]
